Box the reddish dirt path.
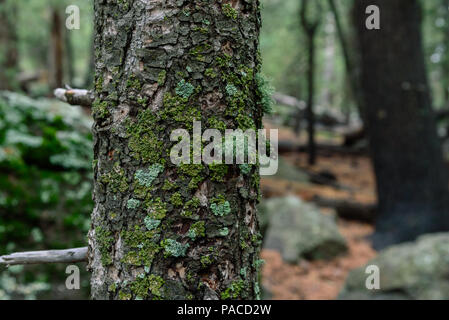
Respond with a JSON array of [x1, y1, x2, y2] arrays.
[[260, 151, 378, 300]]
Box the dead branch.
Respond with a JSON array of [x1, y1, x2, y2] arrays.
[[0, 247, 88, 266], [54, 87, 93, 107]]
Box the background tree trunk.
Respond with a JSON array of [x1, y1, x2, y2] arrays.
[[65, 27, 75, 86], [442, 0, 449, 106], [300, 0, 321, 165], [353, 0, 449, 249], [49, 8, 64, 90], [328, 0, 364, 119], [88, 0, 263, 300], [0, 0, 19, 90]]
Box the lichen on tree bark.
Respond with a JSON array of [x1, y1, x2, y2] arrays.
[[87, 0, 264, 300]]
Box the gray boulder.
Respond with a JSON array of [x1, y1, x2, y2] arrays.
[[339, 233, 449, 300], [258, 196, 347, 263], [273, 157, 309, 183]]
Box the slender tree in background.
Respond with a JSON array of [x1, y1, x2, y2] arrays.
[[84, 36, 95, 89], [443, 0, 449, 105], [328, 0, 363, 118], [65, 27, 75, 86], [88, 0, 263, 300], [299, 0, 322, 165], [0, 0, 19, 90], [49, 7, 64, 90], [354, 0, 449, 248]]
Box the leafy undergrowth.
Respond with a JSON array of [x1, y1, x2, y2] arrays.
[[0, 91, 93, 299]]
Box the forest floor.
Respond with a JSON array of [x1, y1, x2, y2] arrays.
[[260, 125, 378, 300]]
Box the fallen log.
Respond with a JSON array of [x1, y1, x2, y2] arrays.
[[278, 140, 368, 156], [343, 127, 365, 147], [312, 195, 377, 223]]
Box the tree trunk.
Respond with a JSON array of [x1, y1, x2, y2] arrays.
[[49, 8, 64, 90], [65, 27, 75, 85], [300, 0, 321, 165], [305, 33, 317, 165], [0, 0, 19, 90], [353, 0, 449, 248], [88, 0, 263, 300], [328, 0, 364, 118], [443, 0, 449, 105]]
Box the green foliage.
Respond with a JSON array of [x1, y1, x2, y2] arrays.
[[0, 267, 50, 300], [0, 92, 93, 298]]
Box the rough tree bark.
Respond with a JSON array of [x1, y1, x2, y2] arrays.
[[299, 0, 321, 165], [0, 0, 19, 90], [87, 0, 264, 300], [354, 0, 449, 248]]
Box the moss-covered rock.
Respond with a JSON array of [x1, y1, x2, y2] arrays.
[[339, 233, 449, 300], [259, 196, 347, 262]]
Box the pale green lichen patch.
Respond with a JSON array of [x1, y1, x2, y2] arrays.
[[255, 73, 274, 115], [135, 164, 164, 187], [239, 164, 252, 175], [144, 216, 161, 231], [161, 239, 189, 257], [127, 198, 141, 209], [210, 195, 231, 216], [226, 84, 238, 97], [219, 227, 229, 236], [175, 79, 195, 99]]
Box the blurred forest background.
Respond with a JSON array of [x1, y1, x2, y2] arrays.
[[1, 0, 449, 299]]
